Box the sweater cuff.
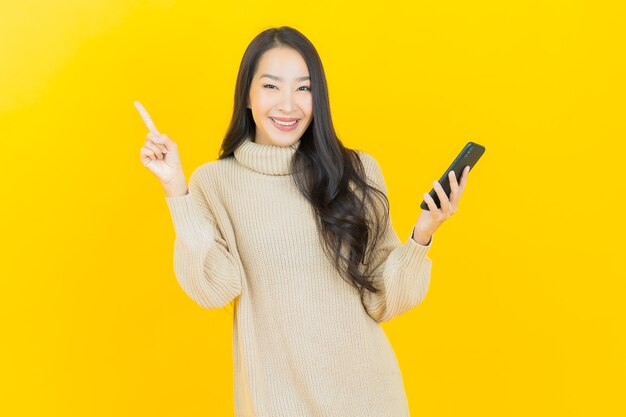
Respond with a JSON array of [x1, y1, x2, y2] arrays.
[[165, 192, 214, 238], [383, 233, 432, 277], [397, 232, 433, 268]]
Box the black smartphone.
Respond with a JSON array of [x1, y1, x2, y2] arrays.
[[420, 142, 486, 211]]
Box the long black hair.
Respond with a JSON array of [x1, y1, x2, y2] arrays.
[[219, 26, 390, 310]]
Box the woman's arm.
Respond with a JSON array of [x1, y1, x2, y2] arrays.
[[164, 169, 242, 309], [358, 152, 433, 323]]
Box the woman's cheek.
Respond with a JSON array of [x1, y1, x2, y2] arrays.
[[258, 94, 274, 108], [298, 96, 313, 112]]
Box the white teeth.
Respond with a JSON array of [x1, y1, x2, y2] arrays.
[[271, 117, 297, 126]]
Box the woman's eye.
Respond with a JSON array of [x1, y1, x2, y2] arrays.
[[263, 84, 310, 92]]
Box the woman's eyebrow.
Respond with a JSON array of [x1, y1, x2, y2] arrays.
[[260, 74, 310, 81]]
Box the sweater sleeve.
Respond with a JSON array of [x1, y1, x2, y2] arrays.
[[164, 169, 242, 309], [359, 152, 433, 323]]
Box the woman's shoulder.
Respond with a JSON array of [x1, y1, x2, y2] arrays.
[[188, 157, 236, 191], [352, 149, 385, 185], [353, 148, 383, 168], [191, 157, 235, 178]]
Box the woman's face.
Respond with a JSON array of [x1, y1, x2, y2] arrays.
[[247, 47, 313, 147]]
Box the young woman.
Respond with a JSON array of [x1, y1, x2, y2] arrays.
[[138, 26, 469, 417]]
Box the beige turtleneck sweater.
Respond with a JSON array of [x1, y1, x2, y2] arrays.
[[164, 136, 433, 417]]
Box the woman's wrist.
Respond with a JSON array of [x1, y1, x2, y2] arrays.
[[411, 226, 433, 246], [162, 173, 188, 197]]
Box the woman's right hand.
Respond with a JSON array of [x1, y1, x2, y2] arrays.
[[135, 101, 187, 190], [140, 131, 183, 183]]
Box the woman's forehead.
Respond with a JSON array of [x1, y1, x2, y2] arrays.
[[256, 47, 309, 78]]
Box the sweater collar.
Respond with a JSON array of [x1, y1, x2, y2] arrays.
[[233, 135, 302, 176]]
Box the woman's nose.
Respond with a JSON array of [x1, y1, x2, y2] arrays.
[[278, 91, 295, 113]]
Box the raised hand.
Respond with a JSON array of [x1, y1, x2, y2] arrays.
[[135, 101, 185, 188], [412, 166, 470, 245]]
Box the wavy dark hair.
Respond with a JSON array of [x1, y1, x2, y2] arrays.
[[218, 26, 390, 310]]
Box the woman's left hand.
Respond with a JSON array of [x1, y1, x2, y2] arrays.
[[412, 165, 471, 244]]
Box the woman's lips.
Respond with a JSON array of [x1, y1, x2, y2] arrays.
[[270, 117, 299, 131]]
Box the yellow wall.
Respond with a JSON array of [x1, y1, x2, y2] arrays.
[[1, 0, 624, 415]]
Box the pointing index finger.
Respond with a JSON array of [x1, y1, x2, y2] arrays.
[[134, 100, 160, 135]]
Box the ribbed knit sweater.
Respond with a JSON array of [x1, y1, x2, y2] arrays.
[[164, 135, 433, 417]]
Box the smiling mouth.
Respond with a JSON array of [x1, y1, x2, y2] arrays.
[[270, 117, 298, 126]]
